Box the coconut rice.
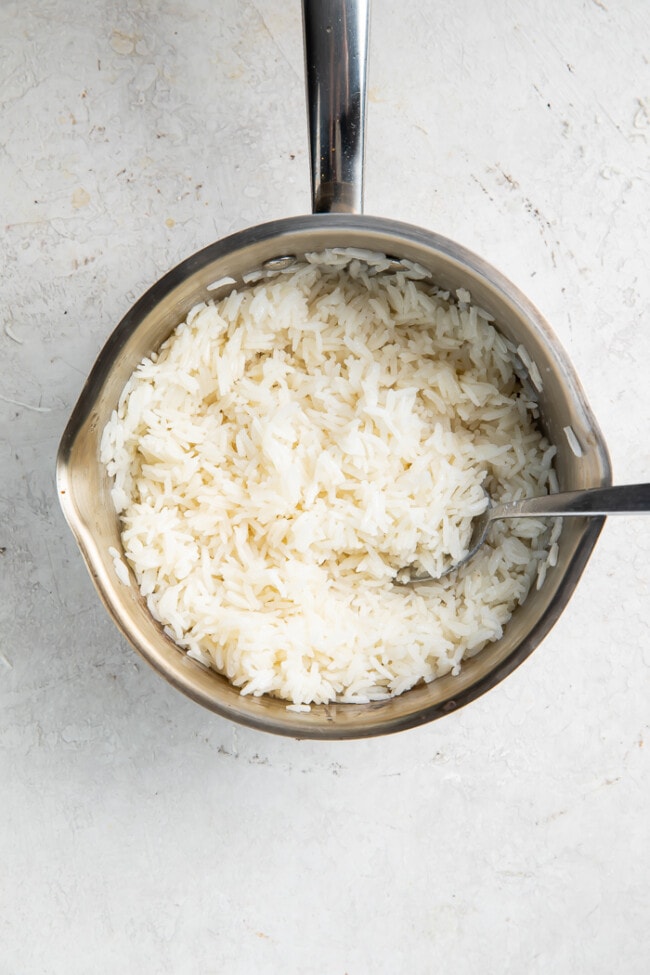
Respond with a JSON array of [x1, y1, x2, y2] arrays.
[[101, 249, 558, 706]]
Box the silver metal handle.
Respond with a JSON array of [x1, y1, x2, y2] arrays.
[[493, 483, 650, 520], [302, 0, 369, 214]]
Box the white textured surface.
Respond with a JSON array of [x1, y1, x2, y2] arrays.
[[2, 1, 650, 971]]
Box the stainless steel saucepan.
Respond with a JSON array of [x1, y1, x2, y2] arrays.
[[56, 0, 611, 739]]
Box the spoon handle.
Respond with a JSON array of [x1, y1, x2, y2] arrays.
[[493, 483, 650, 520]]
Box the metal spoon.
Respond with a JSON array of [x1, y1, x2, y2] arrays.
[[400, 482, 650, 584]]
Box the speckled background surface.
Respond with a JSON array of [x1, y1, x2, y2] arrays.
[[2, 1, 650, 972]]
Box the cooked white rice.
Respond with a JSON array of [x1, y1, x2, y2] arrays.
[[101, 249, 558, 706]]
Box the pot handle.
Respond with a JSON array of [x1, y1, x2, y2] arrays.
[[302, 0, 369, 214]]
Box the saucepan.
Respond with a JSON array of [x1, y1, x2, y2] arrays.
[[56, 0, 611, 739]]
